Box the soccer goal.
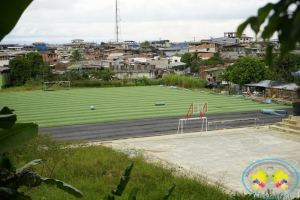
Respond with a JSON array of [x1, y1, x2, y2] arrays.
[[177, 103, 208, 134], [43, 81, 71, 91]]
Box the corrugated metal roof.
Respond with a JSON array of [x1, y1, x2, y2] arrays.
[[244, 80, 271, 87], [0, 67, 10, 72], [244, 80, 300, 91], [211, 37, 237, 45], [269, 83, 300, 91], [169, 62, 186, 67]]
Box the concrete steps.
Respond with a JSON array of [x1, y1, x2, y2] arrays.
[[269, 115, 300, 135]]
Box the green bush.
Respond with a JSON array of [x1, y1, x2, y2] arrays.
[[218, 84, 225, 90], [160, 74, 207, 88], [126, 81, 136, 87], [230, 89, 237, 95]]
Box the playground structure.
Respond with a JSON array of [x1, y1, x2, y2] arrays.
[[43, 81, 71, 91], [177, 103, 208, 134]]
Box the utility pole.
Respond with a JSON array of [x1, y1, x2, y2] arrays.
[[115, 0, 121, 43]]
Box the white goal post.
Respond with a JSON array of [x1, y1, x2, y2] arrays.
[[177, 117, 208, 134], [177, 102, 208, 134]]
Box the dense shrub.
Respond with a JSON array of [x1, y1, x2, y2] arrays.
[[160, 74, 207, 88], [4, 74, 208, 91], [125, 81, 136, 86]]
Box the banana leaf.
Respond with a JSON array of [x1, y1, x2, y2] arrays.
[[0, 107, 16, 129], [16, 171, 41, 188], [128, 187, 138, 200], [16, 159, 45, 173], [0, 0, 33, 41], [40, 177, 85, 198], [0, 187, 31, 199], [102, 195, 115, 200], [0, 153, 13, 171], [163, 184, 176, 200], [111, 162, 133, 196], [0, 168, 13, 181], [0, 123, 38, 153]]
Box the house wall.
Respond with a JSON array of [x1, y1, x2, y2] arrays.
[[54, 62, 71, 71], [40, 53, 59, 62], [34, 44, 46, 51], [189, 43, 217, 53], [220, 52, 246, 60], [104, 49, 124, 56], [0, 60, 9, 67], [170, 56, 182, 63], [165, 48, 189, 56], [266, 88, 299, 99], [198, 52, 215, 59], [84, 54, 96, 60], [114, 72, 155, 79], [0, 56, 10, 61], [147, 59, 169, 69], [134, 54, 154, 58], [110, 64, 156, 79]]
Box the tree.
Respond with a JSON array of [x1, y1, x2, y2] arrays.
[[237, 0, 300, 66], [180, 53, 192, 67], [190, 60, 201, 73], [88, 68, 115, 81], [265, 53, 300, 82], [226, 57, 265, 86], [206, 57, 224, 66], [26, 52, 43, 78], [140, 41, 150, 48], [191, 52, 199, 61], [71, 50, 82, 62], [9, 56, 31, 86], [41, 62, 54, 81]]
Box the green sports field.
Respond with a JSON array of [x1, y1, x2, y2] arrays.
[[0, 86, 291, 128]]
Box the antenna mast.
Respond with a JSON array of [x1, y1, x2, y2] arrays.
[[115, 0, 121, 43]]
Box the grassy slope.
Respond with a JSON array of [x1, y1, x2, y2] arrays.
[[0, 86, 290, 128], [15, 135, 242, 200]]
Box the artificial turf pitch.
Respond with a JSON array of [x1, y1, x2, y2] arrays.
[[0, 86, 291, 128]]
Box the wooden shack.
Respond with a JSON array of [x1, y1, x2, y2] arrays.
[[266, 83, 300, 100]]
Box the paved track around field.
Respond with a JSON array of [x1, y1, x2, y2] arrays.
[[39, 108, 293, 141]]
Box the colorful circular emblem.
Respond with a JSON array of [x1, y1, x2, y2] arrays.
[[242, 159, 299, 199]]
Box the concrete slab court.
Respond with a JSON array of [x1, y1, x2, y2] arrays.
[[103, 126, 300, 199]]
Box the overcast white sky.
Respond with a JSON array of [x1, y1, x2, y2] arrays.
[[1, 0, 279, 45]]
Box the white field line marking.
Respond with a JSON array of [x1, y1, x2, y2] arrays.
[[233, 136, 262, 150], [218, 135, 244, 149]]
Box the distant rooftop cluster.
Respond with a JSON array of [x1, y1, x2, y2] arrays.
[[0, 31, 291, 91]]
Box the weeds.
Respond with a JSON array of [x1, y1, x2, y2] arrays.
[[13, 134, 252, 199]]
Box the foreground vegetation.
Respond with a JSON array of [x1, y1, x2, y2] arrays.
[[14, 134, 261, 200]]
